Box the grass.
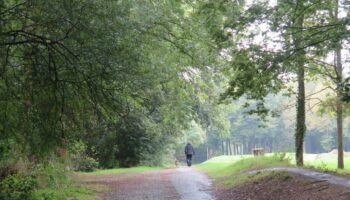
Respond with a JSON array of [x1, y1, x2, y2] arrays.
[[32, 186, 97, 200], [196, 153, 292, 186], [195, 155, 250, 176], [196, 152, 350, 187], [197, 153, 291, 177], [31, 169, 103, 200], [82, 166, 164, 175], [282, 153, 350, 175]]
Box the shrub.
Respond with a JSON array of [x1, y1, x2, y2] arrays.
[[35, 162, 67, 189], [0, 173, 37, 200], [70, 141, 99, 172], [75, 156, 99, 172]]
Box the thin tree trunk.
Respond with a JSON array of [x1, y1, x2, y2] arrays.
[[221, 141, 225, 155], [226, 140, 230, 155], [227, 139, 232, 155], [270, 139, 273, 153], [335, 0, 344, 169], [294, 0, 306, 166], [336, 61, 343, 169]]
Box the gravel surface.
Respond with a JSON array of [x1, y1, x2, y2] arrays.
[[248, 167, 350, 188], [81, 167, 215, 200], [215, 172, 350, 200]]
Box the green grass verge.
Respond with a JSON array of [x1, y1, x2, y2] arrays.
[[197, 152, 350, 187], [31, 170, 101, 200], [82, 166, 164, 175], [197, 154, 291, 177], [32, 186, 96, 200]]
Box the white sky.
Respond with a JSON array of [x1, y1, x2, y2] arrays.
[[240, 0, 350, 76]]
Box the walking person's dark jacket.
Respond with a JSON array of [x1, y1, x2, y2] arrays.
[[185, 143, 195, 155]]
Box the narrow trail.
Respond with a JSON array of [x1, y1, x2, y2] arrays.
[[81, 167, 215, 200], [249, 167, 350, 188]]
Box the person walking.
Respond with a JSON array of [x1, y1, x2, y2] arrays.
[[184, 143, 195, 167]]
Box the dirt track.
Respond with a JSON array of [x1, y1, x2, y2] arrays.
[[80, 166, 350, 200], [81, 167, 214, 200]]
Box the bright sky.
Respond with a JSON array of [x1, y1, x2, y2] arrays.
[[242, 0, 350, 76]]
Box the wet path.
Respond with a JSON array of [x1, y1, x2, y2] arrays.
[[170, 167, 214, 200], [81, 167, 215, 200]]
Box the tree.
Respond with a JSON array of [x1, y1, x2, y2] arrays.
[[293, 0, 306, 166], [0, 0, 220, 168]]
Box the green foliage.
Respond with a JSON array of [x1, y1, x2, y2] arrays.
[[0, 0, 218, 172], [74, 157, 99, 172], [341, 78, 350, 102], [28, 161, 98, 200], [34, 162, 67, 190], [70, 141, 99, 172], [0, 173, 37, 200]]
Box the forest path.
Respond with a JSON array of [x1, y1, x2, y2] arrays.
[[249, 167, 350, 188], [81, 167, 215, 200]]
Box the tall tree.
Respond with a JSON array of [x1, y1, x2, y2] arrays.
[[293, 0, 306, 166], [334, 0, 344, 169]]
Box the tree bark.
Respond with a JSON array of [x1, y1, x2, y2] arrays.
[[226, 140, 230, 155], [334, 0, 344, 169], [221, 141, 225, 155], [294, 0, 306, 166], [227, 139, 232, 155]]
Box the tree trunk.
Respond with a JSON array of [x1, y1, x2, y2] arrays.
[[335, 0, 344, 169], [336, 59, 343, 169], [270, 139, 273, 153], [221, 141, 225, 155], [226, 140, 230, 155], [248, 139, 252, 154], [294, 0, 306, 166], [227, 139, 232, 155]]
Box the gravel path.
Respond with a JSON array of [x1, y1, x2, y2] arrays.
[[81, 167, 215, 200], [248, 167, 350, 188]]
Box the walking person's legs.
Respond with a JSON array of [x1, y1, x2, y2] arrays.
[[186, 154, 192, 167]]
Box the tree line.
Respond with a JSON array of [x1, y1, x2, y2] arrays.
[[1, 0, 350, 179]]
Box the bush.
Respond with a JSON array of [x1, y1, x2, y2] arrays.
[[35, 162, 67, 189], [70, 141, 99, 172], [74, 156, 99, 172], [0, 173, 37, 200]]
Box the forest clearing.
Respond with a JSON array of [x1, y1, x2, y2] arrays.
[[1, 0, 350, 199]]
